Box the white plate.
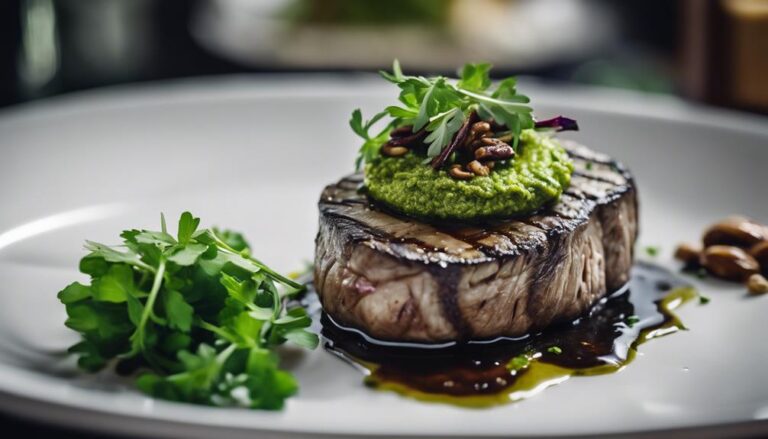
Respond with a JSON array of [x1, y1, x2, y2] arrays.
[[0, 76, 767, 438]]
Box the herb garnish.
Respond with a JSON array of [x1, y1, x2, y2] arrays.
[[351, 60, 534, 169], [506, 354, 532, 371], [58, 212, 318, 410], [626, 315, 641, 327], [547, 346, 563, 355], [699, 295, 711, 305], [533, 116, 579, 132], [645, 246, 660, 257]]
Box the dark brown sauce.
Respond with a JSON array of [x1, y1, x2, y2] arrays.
[[308, 262, 696, 407]]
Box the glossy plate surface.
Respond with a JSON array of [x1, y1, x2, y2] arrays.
[[0, 76, 767, 438]]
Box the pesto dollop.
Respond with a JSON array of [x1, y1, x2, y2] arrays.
[[365, 130, 573, 221]]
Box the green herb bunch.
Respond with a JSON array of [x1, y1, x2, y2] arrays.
[[351, 60, 534, 169], [58, 212, 318, 410]]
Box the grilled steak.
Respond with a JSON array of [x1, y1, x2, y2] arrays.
[[314, 142, 638, 343]]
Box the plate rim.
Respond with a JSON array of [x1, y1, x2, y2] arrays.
[[1, 74, 767, 138]]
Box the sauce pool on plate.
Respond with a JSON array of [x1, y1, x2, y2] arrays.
[[303, 262, 696, 407]]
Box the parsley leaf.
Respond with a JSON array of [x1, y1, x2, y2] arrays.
[[457, 62, 492, 92], [177, 211, 200, 245], [163, 289, 194, 332], [57, 282, 92, 304], [168, 243, 208, 266], [91, 264, 139, 303], [58, 212, 317, 410]]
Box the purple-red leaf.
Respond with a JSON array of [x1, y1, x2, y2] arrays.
[[534, 116, 579, 132]]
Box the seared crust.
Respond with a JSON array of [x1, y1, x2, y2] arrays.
[[315, 142, 638, 342]]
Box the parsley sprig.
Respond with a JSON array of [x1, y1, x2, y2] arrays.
[[351, 60, 534, 169], [58, 212, 317, 410]]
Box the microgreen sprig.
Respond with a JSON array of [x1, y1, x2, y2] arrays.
[[351, 60, 534, 169]]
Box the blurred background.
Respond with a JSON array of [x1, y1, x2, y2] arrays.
[[0, 0, 766, 113]]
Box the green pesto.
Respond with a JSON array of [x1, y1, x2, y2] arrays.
[[364, 130, 573, 221]]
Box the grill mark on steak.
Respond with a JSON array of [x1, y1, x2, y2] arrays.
[[560, 140, 617, 166], [571, 169, 626, 186], [528, 230, 570, 317], [340, 174, 364, 185], [427, 264, 468, 338]]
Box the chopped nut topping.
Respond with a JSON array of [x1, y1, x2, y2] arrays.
[[381, 144, 409, 157], [448, 164, 473, 180], [467, 160, 490, 177]]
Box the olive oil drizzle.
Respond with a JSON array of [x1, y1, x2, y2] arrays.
[[315, 263, 697, 408]]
